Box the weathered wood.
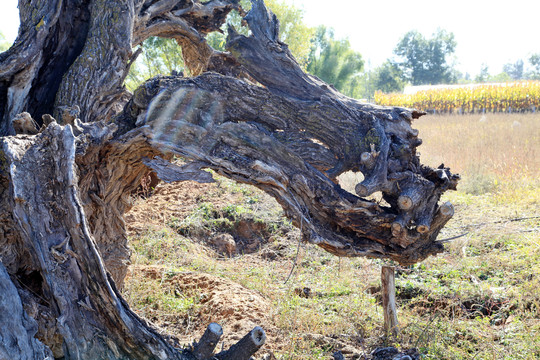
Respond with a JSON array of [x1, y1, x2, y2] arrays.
[[0, 0, 240, 133], [192, 322, 223, 359], [0, 0, 459, 357], [123, 71, 456, 264], [215, 326, 266, 360], [439, 201, 455, 217], [0, 262, 53, 359], [397, 176, 435, 211], [143, 156, 215, 184], [381, 266, 399, 336], [1, 123, 184, 359]]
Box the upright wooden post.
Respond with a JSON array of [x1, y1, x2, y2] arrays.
[[381, 265, 399, 336]]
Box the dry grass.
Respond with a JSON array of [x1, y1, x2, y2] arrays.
[[124, 113, 540, 359], [415, 113, 540, 198]]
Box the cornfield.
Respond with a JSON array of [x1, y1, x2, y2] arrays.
[[374, 81, 540, 114]]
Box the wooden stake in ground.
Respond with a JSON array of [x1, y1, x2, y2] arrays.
[[382, 266, 399, 336]]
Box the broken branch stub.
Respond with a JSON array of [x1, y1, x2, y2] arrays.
[[192, 322, 223, 359], [215, 326, 266, 360]]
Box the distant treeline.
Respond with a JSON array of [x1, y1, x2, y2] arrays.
[[374, 81, 540, 114]]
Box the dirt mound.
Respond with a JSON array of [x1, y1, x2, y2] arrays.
[[170, 272, 277, 345], [127, 179, 291, 257], [124, 177, 298, 356], [126, 180, 241, 235], [127, 266, 284, 355]]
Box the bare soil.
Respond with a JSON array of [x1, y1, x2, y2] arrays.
[[126, 180, 242, 236], [125, 180, 293, 356]]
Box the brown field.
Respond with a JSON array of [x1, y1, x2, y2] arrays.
[[415, 113, 539, 196], [123, 113, 540, 359]]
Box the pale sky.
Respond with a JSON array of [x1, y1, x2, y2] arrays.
[[290, 0, 540, 76], [1, 0, 539, 77]]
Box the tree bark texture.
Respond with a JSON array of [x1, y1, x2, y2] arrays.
[[0, 0, 458, 358], [192, 323, 223, 359]]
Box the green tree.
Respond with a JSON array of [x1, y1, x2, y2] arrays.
[[371, 61, 405, 93], [306, 26, 364, 97], [211, 0, 314, 65], [393, 29, 457, 85], [503, 59, 524, 80], [128, 0, 314, 91], [206, 0, 252, 51], [487, 72, 512, 82], [126, 37, 185, 91], [475, 63, 490, 83], [528, 53, 540, 79], [0, 32, 11, 52], [263, 0, 314, 66]]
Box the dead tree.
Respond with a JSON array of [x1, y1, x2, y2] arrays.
[[0, 0, 459, 358]]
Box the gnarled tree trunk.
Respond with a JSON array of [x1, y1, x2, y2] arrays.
[[0, 0, 458, 358]]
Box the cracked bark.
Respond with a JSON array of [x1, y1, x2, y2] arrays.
[[0, 0, 458, 358]]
